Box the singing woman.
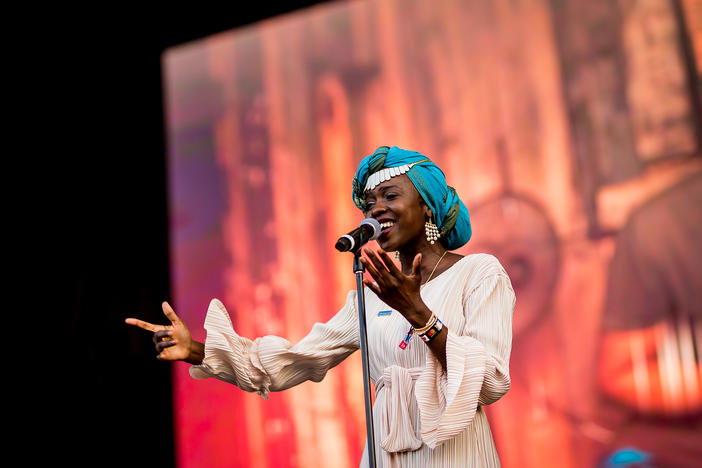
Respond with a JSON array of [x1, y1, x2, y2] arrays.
[[126, 145, 515, 467]]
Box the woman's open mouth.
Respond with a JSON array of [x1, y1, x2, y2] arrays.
[[379, 220, 395, 238]]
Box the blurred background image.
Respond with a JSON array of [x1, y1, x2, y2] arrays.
[[69, 1, 701, 467]]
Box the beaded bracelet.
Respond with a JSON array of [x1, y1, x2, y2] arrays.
[[418, 318, 443, 343], [413, 313, 437, 334], [398, 314, 441, 350]]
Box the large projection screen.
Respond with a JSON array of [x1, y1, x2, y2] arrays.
[[163, 0, 702, 467]]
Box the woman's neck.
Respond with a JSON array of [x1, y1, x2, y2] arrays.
[[398, 242, 447, 279]]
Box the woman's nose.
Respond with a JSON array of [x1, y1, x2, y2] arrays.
[[368, 202, 386, 218]]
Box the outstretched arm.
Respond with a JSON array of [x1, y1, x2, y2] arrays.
[[188, 294, 360, 398]]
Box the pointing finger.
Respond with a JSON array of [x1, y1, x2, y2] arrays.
[[125, 317, 159, 332]]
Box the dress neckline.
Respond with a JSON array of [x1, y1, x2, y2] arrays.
[[420, 254, 468, 288]]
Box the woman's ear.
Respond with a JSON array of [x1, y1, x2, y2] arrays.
[[425, 207, 433, 221]]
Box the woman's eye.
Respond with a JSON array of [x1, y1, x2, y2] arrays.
[[386, 193, 397, 200]]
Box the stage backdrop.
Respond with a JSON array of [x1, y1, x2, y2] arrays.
[[163, 0, 702, 467]]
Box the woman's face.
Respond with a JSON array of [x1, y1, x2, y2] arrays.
[[364, 174, 430, 252]]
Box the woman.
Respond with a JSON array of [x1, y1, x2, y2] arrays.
[[126, 146, 515, 467]]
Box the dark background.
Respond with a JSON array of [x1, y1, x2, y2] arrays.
[[62, 4, 326, 466]]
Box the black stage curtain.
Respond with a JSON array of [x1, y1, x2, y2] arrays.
[[58, 5, 326, 466]]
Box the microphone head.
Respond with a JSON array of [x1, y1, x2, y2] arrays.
[[360, 217, 382, 240]]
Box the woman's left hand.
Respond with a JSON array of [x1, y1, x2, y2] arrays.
[[360, 249, 428, 322]]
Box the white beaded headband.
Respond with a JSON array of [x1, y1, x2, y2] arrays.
[[364, 161, 421, 192]]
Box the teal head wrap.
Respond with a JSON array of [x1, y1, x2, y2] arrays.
[[352, 146, 472, 250]]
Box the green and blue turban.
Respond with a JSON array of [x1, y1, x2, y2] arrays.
[[352, 145, 472, 250]]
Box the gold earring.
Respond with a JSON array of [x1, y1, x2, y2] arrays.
[[425, 221, 439, 244]]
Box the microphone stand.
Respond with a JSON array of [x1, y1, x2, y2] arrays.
[[352, 246, 377, 468]]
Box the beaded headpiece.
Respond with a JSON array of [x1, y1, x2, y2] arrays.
[[352, 146, 472, 250]]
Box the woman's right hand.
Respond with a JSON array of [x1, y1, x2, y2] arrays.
[[125, 301, 200, 363]]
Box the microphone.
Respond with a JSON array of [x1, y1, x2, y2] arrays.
[[335, 218, 381, 252]]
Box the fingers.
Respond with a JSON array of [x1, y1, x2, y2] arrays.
[[126, 304, 182, 361], [153, 329, 176, 355], [125, 302, 178, 332], [362, 248, 412, 284], [124, 317, 159, 332], [153, 329, 172, 344], [364, 248, 392, 279], [363, 279, 381, 296], [155, 339, 176, 354], [412, 253, 422, 281], [361, 251, 386, 286], [377, 250, 402, 276], [161, 301, 181, 325]]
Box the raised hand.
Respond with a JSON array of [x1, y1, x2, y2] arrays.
[[125, 301, 198, 362], [360, 249, 427, 323]]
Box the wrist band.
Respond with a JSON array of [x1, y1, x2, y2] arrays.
[[398, 314, 442, 350], [419, 318, 443, 343], [398, 327, 414, 350]]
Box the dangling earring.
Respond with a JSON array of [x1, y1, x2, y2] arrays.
[[425, 220, 440, 244], [394, 251, 400, 260]]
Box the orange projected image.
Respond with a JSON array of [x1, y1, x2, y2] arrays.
[[163, 0, 702, 467]]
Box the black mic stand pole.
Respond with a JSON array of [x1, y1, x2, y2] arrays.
[[352, 246, 377, 468]]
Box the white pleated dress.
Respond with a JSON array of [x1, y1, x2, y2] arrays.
[[190, 253, 515, 467]]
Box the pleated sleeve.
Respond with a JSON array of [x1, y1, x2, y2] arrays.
[[414, 263, 515, 448], [189, 291, 360, 399]]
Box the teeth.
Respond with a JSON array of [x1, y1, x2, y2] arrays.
[[380, 221, 394, 228]]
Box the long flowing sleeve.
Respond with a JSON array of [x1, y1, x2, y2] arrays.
[[414, 263, 515, 448], [189, 291, 360, 399]]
